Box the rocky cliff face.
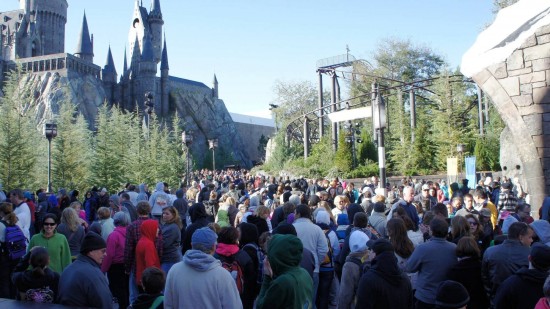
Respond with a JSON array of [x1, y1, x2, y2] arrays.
[[170, 81, 251, 168], [19, 71, 105, 127]]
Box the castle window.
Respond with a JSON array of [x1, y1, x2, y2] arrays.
[[19, 14, 23, 20], [133, 18, 140, 28], [3, 16, 9, 22]]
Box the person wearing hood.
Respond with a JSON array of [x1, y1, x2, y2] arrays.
[[355, 239, 413, 308], [337, 211, 375, 280], [102, 212, 130, 309], [338, 230, 370, 309], [494, 243, 550, 309], [239, 222, 262, 302], [136, 184, 149, 203], [149, 182, 170, 219], [181, 203, 210, 254], [256, 234, 313, 309], [531, 220, 550, 246], [165, 227, 243, 308], [135, 219, 161, 286], [57, 232, 112, 308], [315, 210, 339, 309], [173, 188, 189, 228]]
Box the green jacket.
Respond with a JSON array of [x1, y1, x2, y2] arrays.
[[256, 234, 313, 309], [28, 231, 72, 274]]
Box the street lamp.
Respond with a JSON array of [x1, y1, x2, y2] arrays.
[[208, 139, 218, 172], [182, 131, 193, 186], [43, 122, 57, 193]]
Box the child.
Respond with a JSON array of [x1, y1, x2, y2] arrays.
[[129, 267, 165, 309]]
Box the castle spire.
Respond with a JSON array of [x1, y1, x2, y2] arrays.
[[123, 47, 128, 73], [104, 45, 116, 75], [75, 11, 93, 62], [151, 0, 162, 16], [213, 74, 218, 85], [160, 36, 169, 71]]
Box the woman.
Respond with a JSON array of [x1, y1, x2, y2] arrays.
[[96, 207, 115, 241], [344, 183, 359, 204], [394, 207, 423, 246], [28, 214, 71, 274], [447, 236, 489, 309], [0, 202, 20, 298], [387, 218, 416, 288], [450, 215, 471, 244], [56, 207, 85, 258], [214, 226, 255, 309], [12, 247, 60, 303], [246, 206, 271, 236], [160, 206, 183, 274], [101, 212, 130, 309], [69, 201, 88, 227], [82, 191, 95, 223], [465, 214, 489, 254]]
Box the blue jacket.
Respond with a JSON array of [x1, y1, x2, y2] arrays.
[[405, 237, 457, 304], [57, 254, 113, 308]]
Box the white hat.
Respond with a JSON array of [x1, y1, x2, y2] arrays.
[[349, 231, 370, 253], [315, 210, 330, 225], [422, 184, 430, 191]]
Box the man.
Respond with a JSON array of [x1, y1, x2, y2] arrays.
[[58, 232, 112, 307], [497, 182, 518, 214], [473, 188, 498, 229], [414, 184, 437, 211], [120, 192, 138, 222], [356, 239, 413, 308], [173, 188, 189, 228], [164, 227, 242, 308], [256, 233, 313, 309], [455, 193, 479, 217], [405, 218, 457, 308], [368, 202, 387, 238], [482, 222, 533, 303], [9, 189, 31, 241], [293, 204, 329, 307], [124, 201, 163, 303], [388, 186, 420, 231], [126, 184, 139, 206], [98, 187, 110, 208], [494, 243, 550, 309], [502, 203, 532, 234], [149, 182, 169, 219]]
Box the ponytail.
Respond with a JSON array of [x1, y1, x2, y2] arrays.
[[0, 202, 18, 225]]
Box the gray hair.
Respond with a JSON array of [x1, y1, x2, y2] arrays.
[[113, 212, 130, 227], [289, 194, 301, 207]]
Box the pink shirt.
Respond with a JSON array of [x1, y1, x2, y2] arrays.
[[101, 226, 127, 272]]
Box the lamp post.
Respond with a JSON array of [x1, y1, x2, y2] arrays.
[[208, 139, 218, 171], [457, 144, 465, 175], [43, 122, 58, 193], [182, 131, 193, 186], [344, 121, 363, 169]]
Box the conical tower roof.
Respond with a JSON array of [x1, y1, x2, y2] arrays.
[[160, 37, 169, 70], [75, 12, 93, 56]]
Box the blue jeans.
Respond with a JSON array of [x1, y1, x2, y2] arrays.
[[312, 272, 319, 309], [161, 261, 179, 276], [129, 270, 139, 304]]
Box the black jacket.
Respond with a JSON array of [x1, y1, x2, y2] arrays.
[[129, 293, 164, 309], [447, 257, 489, 309], [494, 267, 547, 309], [11, 252, 60, 302], [181, 203, 209, 254], [355, 251, 413, 309]]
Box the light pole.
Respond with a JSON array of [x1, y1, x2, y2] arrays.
[[182, 131, 193, 186], [43, 122, 58, 193], [208, 139, 218, 171], [344, 121, 362, 169]]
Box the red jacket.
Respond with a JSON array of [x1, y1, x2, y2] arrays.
[[135, 219, 160, 282]]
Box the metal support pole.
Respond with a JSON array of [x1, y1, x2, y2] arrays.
[[484, 91, 489, 124], [371, 82, 378, 147], [352, 128, 357, 169], [318, 71, 324, 138], [212, 148, 216, 171], [477, 85, 484, 136], [186, 148, 190, 187], [303, 117, 310, 159], [378, 128, 386, 191], [410, 89, 416, 143], [331, 72, 338, 151], [47, 139, 52, 193]]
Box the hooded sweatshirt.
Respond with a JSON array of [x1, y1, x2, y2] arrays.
[[164, 250, 243, 308], [531, 220, 550, 246], [355, 251, 413, 308], [256, 234, 313, 309], [149, 182, 169, 216], [181, 203, 210, 254], [136, 220, 160, 282], [136, 184, 149, 203], [494, 267, 548, 309]]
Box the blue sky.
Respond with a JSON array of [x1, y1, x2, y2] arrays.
[[1, 0, 495, 118]]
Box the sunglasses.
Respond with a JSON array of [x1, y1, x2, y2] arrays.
[[467, 221, 478, 226], [43, 222, 56, 226]]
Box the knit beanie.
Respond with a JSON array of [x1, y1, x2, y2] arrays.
[[435, 280, 470, 308], [80, 232, 107, 254]]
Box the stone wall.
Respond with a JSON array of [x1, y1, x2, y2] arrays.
[[472, 25, 550, 212], [233, 122, 275, 164]]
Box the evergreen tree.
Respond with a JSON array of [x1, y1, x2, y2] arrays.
[[51, 99, 92, 194], [0, 69, 41, 191], [334, 133, 352, 173]]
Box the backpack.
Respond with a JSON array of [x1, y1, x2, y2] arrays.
[[203, 201, 217, 218], [25, 287, 54, 303], [243, 243, 265, 284], [321, 229, 334, 268], [1, 220, 27, 260], [221, 258, 244, 294]]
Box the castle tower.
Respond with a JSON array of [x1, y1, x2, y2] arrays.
[[139, 33, 158, 114], [212, 74, 219, 99], [20, 0, 68, 55], [148, 0, 164, 64], [160, 37, 169, 116], [128, 0, 146, 62], [74, 12, 94, 63], [102, 45, 117, 105]]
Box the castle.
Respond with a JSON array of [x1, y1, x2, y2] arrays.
[[0, 0, 261, 167]]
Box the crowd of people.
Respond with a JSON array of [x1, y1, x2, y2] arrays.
[[0, 169, 549, 308]]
